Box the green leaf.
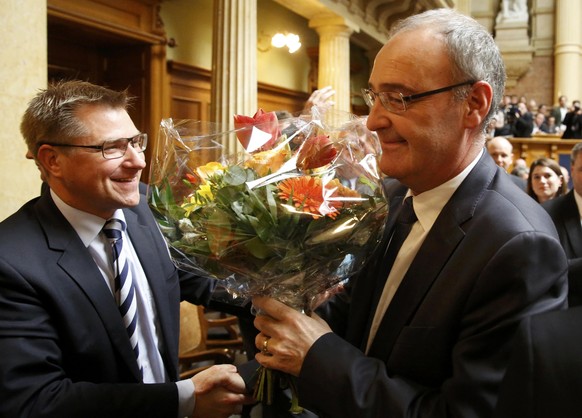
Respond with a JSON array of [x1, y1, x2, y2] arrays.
[[245, 236, 273, 259], [224, 165, 250, 185], [206, 208, 233, 257]]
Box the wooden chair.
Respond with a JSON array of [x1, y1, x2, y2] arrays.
[[178, 301, 245, 379]]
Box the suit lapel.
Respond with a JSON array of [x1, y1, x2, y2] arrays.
[[366, 151, 496, 361], [37, 193, 143, 380], [367, 213, 465, 359]]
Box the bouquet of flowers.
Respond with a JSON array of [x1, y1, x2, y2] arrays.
[[148, 107, 388, 411]]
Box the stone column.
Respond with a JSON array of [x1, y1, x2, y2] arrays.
[[211, 0, 257, 154], [309, 15, 357, 113], [494, 0, 534, 89], [554, 0, 582, 102], [455, 0, 471, 17], [0, 0, 46, 220]]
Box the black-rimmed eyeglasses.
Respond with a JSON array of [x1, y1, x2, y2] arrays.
[[361, 80, 476, 114], [41, 133, 148, 160]]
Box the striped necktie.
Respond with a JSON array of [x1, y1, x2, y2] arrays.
[[103, 218, 142, 375]]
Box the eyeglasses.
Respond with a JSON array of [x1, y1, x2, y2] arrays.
[[361, 80, 476, 114], [41, 133, 148, 160]]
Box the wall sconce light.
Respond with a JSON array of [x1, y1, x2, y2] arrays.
[[258, 32, 301, 53], [271, 33, 302, 53]]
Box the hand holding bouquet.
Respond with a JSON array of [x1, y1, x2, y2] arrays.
[[148, 107, 388, 412]]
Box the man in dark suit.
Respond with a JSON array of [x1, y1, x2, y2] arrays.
[[561, 100, 582, 139], [542, 142, 582, 306], [247, 9, 567, 417], [0, 81, 251, 417], [494, 306, 582, 417], [551, 94, 569, 128], [486, 135, 527, 190]]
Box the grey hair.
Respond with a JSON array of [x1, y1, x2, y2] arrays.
[[20, 80, 132, 156], [389, 9, 506, 132], [571, 142, 582, 162]]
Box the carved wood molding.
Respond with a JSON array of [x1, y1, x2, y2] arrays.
[[48, 0, 166, 44]]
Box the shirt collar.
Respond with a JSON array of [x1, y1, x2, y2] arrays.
[[407, 149, 483, 232], [50, 189, 126, 247]]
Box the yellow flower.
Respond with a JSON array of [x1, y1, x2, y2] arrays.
[[197, 184, 214, 201], [245, 147, 290, 177], [196, 162, 225, 182], [182, 184, 215, 217]]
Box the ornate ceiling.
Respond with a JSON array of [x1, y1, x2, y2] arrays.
[[274, 0, 455, 48]]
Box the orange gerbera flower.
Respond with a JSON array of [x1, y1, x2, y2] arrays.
[[278, 176, 343, 219]]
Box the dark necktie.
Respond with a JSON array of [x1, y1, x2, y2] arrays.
[[382, 196, 418, 280], [365, 196, 418, 347], [103, 218, 142, 374]]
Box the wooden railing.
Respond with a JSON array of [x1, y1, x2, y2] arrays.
[[509, 135, 582, 169]]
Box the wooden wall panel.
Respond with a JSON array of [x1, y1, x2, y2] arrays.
[[167, 62, 212, 122], [257, 85, 310, 115], [167, 61, 310, 122]]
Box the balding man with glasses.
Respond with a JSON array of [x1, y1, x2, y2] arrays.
[[244, 9, 567, 418], [0, 80, 252, 418]]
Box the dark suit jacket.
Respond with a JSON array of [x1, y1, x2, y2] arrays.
[[543, 190, 582, 306], [295, 152, 568, 417], [494, 307, 582, 418], [512, 112, 534, 137], [0, 186, 214, 417], [561, 111, 582, 139]]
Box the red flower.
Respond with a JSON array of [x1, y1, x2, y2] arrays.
[[184, 173, 199, 185], [296, 134, 337, 170], [233, 109, 280, 152]]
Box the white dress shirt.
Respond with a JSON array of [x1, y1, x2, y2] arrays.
[[50, 190, 195, 416], [366, 150, 483, 351]]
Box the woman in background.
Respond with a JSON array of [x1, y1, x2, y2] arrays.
[[527, 157, 567, 203]]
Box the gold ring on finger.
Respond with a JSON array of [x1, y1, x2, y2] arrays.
[[262, 336, 271, 354]]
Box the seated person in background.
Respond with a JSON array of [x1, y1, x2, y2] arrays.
[[527, 157, 567, 203], [486, 108, 512, 138], [532, 112, 550, 134], [511, 158, 529, 180], [542, 142, 582, 306], [546, 115, 560, 134], [0, 80, 251, 418], [486, 136, 527, 190], [511, 165, 529, 180], [511, 102, 534, 137], [514, 157, 528, 170]]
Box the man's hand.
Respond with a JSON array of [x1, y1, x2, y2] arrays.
[[252, 296, 332, 376], [191, 364, 253, 418], [303, 86, 335, 113]]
